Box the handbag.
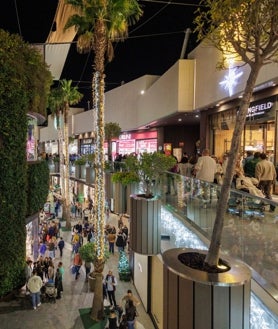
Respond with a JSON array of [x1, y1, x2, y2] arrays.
[[70, 265, 76, 274]]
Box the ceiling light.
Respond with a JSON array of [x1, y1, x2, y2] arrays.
[[140, 90, 145, 95]]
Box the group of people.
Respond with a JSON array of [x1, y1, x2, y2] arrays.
[[104, 270, 140, 329], [25, 258, 65, 309], [169, 148, 277, 210], [105, 220, 129, 255]]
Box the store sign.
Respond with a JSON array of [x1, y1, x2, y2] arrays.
[[118, 139, 136, 155], [246, 97, 275, 119]]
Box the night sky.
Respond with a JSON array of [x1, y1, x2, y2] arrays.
[[0, 0, 202, 107]]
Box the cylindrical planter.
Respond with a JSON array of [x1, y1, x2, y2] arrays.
[[126, 183, 138, 216], [86, 166, 95, 185], [112, 182, 126, 214], [162, 248, 251, 329], [130, 194, 161, 255], [88, 274, 96, 292]]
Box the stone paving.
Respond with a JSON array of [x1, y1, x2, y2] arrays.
[[0, 213, 155, 329]]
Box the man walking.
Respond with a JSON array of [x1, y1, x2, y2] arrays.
[[27, 269, 43, 310], [105, 270, 117, 308], [255, 153, 276, 212], [194, 149, 217, 207]]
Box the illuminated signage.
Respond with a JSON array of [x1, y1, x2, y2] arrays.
[[219, 60, 243, 97], [246, 99, 274, 119]]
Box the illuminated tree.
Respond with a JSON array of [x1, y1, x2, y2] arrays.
[[194, 0, 278, 269], [48, 80, 83, 230], [64, 0, 143, 320]]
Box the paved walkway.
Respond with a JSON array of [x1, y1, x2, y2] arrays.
[[0, 213, 154, 329]]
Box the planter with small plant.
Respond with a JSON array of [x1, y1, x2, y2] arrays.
[[78, 242, 109, 292], [121, 152, 176, 255]]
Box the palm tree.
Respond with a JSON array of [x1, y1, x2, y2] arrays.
[[105, 122, 122, 161], [48, 80, 83, 230], [64, 0, 143, 320]]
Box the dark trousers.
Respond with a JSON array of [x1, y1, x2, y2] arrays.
[[59, 247, 63, 257], [258, 180, 275, 211], [107, 289, 117, 307]]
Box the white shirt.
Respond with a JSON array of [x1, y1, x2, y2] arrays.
[[195, 156, 217, 183]]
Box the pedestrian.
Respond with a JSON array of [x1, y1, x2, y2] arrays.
[[193, 149, 217, 207], [58, 237, 65, 257], [107, 229, 116, 255], [115, 230, 126, 253], [25, 260, 33, 295], [55, 268, 63, 299], [73, 252, 82, 280], [57, 262, 64, 296], [27, 269, 43, 310], [121, 289, 140, 308], [84, 261, 91, 281], [125, 299, 138, 329], [105, 270, 117, 308], [255, 152, 277, 212], [107, 309, 118, 329]]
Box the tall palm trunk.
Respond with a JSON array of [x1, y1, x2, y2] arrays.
[[91, 18, 107, 321], [64, 103, 71, 229], [57, 110, 65, 197], [205, 63, 263, 267]]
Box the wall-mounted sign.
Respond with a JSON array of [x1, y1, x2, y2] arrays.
[[246, 96, 276, 120]]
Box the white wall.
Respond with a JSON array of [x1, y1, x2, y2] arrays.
[[188, 42, 278, 110], [133, 253, 148, 310], [137, 60, 195, 126], [104, 75, 160, 131]]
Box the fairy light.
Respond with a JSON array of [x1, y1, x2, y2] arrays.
[[93, 70, 106, 261]]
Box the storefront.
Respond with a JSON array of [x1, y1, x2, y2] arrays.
[[210, 95, 277, 162], [114, 131, 158, 157]]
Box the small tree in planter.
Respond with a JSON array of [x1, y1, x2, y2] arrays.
[[104, 122, 121, 161], [123, 152, 177, 198], [120, 152, 177, 255], [78, 242, 109, 290], [118, 251, 131, 282]]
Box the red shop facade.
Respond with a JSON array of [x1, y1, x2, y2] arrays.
[[106, 130, 158, 159]]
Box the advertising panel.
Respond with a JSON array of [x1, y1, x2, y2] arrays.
[[136, 139, 157, 153]]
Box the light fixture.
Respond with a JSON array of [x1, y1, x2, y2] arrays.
[[140, 90, 145, 95], [178, 118, 182, 122]]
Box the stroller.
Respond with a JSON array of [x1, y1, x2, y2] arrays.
[[41, 282, 57, 303]]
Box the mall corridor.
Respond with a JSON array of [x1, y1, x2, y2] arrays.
[[0, 213, 155, 329]]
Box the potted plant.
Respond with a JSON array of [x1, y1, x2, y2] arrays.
[[111, 170, 140, 214], [74, 156, 87, 179], [121, 152, 176, 255], [78, 242, 109, 292], [85, 153, 96, 184]]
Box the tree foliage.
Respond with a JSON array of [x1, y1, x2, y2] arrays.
[[0, 29, 52, 296], [64, 0, 143, 320], [194, 0, 278, 268]]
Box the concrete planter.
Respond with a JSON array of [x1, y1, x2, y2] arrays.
[[130, 194, 161, 255], [162, 248, 251, 329], [88, 275, 96, 292], [112, 182, 126, 214], [86, 166, 95, 184]]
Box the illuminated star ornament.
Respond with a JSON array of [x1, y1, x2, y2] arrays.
[[219, 61, 243, 97]]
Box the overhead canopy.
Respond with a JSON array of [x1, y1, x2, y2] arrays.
[[42, 0, 77, 80]]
